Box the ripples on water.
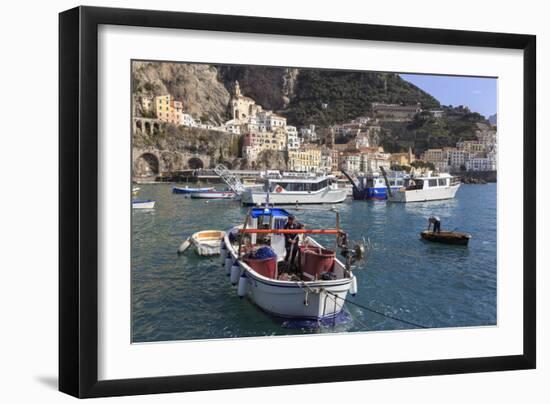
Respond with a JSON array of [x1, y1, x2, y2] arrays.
[[132, 183, 497, 342]]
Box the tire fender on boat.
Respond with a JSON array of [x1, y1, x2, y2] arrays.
[[230, 263, 241, 285], [220, 247, 227, 264], [237, 273, 247, 298]]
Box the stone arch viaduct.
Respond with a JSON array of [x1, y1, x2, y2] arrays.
[[132, 148, 211, 177]]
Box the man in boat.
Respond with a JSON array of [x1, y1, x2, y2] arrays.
[[284, 215, 302, 267], [428, 215, 441, 233]]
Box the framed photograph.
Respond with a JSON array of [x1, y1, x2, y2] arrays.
[[59, 6, 536, 398]]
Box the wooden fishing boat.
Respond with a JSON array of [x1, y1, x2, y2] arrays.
[[172, 186, 215, 194], [132, 199, 155, 209], [420, 230, 471, 246], [178, 230, 226, 256], [190, 191, 236, 199], [221, 206, 365, 321]]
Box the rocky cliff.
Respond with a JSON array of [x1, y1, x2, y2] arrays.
[[133, 61, 439, 127], [133, 61, 232, 124]]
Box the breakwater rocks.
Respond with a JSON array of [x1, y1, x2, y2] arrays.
[[454, 171, 497, 184]]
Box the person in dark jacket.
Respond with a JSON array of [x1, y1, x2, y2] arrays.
[[428, 215, 441, 233], [284, 215, 302, 265]]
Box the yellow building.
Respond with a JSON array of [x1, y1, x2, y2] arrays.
[[289, 146, 321, 172], [389, 147, 415, 166], [154, 94, 184, 125]]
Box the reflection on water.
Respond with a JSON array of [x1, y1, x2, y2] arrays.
[[132, 183, 496, 342]]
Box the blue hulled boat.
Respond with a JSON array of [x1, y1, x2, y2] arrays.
[[343, 171, 408, 200], [173, 186, 215, 194]]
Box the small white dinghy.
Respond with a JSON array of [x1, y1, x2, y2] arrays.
[[178, 230, 226, 256], [132, 199, 155, 209], [190, 191, 236, 200]]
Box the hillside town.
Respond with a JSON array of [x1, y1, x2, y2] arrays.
[[133, 80, 497, 175]]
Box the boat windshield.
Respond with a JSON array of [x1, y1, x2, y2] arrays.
[[266, 179, 330, 192], [405, 178, 424, 190]]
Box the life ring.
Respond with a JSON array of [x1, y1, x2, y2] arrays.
[[275, 186, 283, 193]]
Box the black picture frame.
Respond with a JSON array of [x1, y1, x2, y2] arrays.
[[59, 5, 536, 398]]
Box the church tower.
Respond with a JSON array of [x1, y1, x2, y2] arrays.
[[234, 80, 242, 97]]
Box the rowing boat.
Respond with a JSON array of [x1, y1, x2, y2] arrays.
[[178, 230, 226, 256], [173, 186, 215, 194], [190, 191, 236, 199], [420, 230, 471, 246], [132, 199, 155, 209]]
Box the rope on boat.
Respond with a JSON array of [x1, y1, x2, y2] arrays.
[[325, 291, 429, 329]]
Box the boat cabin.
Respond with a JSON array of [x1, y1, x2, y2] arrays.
[[263, 176, 336, 193], [404, 174, 460, 190]]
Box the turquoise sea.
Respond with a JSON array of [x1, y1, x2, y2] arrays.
[[132, 183, 496, 342]]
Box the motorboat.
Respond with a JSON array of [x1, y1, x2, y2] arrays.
[[132, 199, 155, 209], [387, 172, 460, 203], [343, 171, 407, 200], [221, 206, 365, 321], [240, 175, 347, 206], [178, 230, 226, 256]]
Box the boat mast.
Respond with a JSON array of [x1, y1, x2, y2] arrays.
[[379, 166, 393, 198]]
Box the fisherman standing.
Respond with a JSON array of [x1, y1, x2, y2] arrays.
[[284, 215, 302, 266], [428, 215, 441, 233]]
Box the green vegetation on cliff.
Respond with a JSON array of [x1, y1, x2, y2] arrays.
[[378, 107, 487, 154], [284, 71, 440, 126]]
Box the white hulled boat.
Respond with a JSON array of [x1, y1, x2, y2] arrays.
[[240, 175, 347, 206], [221, 206, 364, 321], [190, 190, 236, 199], [388, 172, 460, 203], [178, 230, 226, 256], [132, 199, 155, 209]]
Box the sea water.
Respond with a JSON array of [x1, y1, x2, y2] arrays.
[[132, 183, 496, 342]]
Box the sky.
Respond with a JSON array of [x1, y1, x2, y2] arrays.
[[399, 74, 497, 118]]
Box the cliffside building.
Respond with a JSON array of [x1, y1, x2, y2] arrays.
[[372, 102, 422, 121], [230, 81, 263, 121], [154, 94, 184, 125]]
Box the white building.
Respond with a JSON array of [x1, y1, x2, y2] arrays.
[[286, 125, 300, 150], [466, 157, 496, 171], [447, 149, 469, 169], [361, 153, 391, 173], [225, 119, 241, 135], [319, 149, 333, 174], [355, 133, 370, 148], [244, 145, 262, 162], [300, 124, 317, 142], [179, 113, 197, 127], [340, 153, 361, 173], [257, 111, 286, 131]]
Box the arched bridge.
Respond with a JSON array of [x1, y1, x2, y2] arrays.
[[133, 118, 163, 135], [132, 148, 211, 177]]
